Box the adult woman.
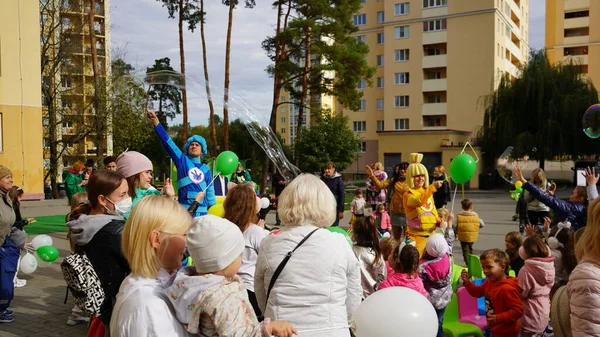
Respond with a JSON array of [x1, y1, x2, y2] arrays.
[[255, 174, 361, 337], [366, 162, 410, 240], [67, 170, 132, 330], [8, 187, 33, 288], [431, 165, 450, 209], [523, 168, 551, 226], [62, 161, 88, 204], [223, 184, 268, 318], [0, 166, 18, 323], [403, 153, 444, 256], [110, 196, 192, 337], [365, 162, 388, 211]]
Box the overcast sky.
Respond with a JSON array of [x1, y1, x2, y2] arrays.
[[111, 0, 546, 126]]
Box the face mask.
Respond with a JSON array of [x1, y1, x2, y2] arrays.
[[105, 197, 133, 216]]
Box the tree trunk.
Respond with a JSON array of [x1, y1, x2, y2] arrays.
[[223, 0, 235, 151], [179, 0, 189, 142], [296, 14, 310, 162], [201, 0, 218, 156], [88, 0, 104, 162]]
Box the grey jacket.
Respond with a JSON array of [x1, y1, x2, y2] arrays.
[[0, 189, 16, 246]]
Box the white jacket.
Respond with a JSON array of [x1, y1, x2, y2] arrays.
[[110, 270, 189, 337], [254, 224, 361, 337], [567, 258, 600, 337]]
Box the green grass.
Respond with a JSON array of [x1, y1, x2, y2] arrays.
[[25, 215, 68, 235]]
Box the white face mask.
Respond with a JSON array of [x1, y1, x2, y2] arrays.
[[105, 197, 133, 217]]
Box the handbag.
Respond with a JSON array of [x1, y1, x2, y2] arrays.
[[265, 228, 320, 304]]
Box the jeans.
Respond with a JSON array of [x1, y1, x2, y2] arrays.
[[461, 241, 474, 267], [0, 237, 19, 311], [275, 211, 281, 226], [435, 307, 446, 337]]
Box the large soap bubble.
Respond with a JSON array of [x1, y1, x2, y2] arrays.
[[143, 70, 300, 181], [497, 146, 531, 183], [582, 104, 600, 139]]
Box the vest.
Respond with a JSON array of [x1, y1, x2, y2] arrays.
[[456, 212, 480, 243]]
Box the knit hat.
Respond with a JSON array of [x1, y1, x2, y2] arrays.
[[187, 214, 245, 274], [184, 135, 207, 158], [0, 165, 12, 180], [425, 233, 448, 258], [116, 151, 153, 178]]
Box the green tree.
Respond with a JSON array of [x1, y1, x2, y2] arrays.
[[479, 50, 599, 170], [146, 57, 183, 126], [293, 112, 361, 173]]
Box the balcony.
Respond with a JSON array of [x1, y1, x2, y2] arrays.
[[564, 0, 590, 11], [422, 6, 448, 18], [422, 103, 447, 116], [422, 115, 447, 130], [565, 35, 589, 45], [423, 31, 447, 45], [565, 16, 589, 29], [422, 79, 447, 92], [565, 54, 589, 65], [504, 59, 519, 78], [422, 54, 447, 68]]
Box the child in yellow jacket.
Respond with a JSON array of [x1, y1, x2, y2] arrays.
[[455, 198, 485, 267]]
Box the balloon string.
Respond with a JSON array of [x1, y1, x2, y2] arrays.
[[461, 141, 480, 163], [451, 184, 458, 213], [202, 172, 221, 192], [462, 184, 465, 199]]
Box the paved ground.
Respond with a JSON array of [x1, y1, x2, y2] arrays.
[[1, 189, 572, 336]]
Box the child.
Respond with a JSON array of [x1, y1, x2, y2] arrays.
[[379, 239, 427, 297], [455, 198, 485, 266], [545, 220, 576, 292], [436, 208, 455, 256], [505, 232, 525, 276], [518, 236, 555, 337], [371, 203, 391, 236], [352, 216, 387, 299], [349, 189, 366, 225], [461, 249, 523, 337], [379, 237, 397, 277], [166, 215, 296, 336], [419, 234, 452, 337]]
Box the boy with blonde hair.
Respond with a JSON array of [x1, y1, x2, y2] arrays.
[[455, 198, 485, 266]]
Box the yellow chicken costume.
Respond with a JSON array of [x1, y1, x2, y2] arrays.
[[402, 153, 440, 256]]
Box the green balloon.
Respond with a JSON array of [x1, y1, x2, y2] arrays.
[[215, 151, 239, 176], [449, 153, 477, 184], [516, 187, 523, 194], [37, 245, 59, 262], [326, 226, 353, 246]]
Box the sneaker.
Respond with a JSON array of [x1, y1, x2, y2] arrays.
[[14, 279, 26, 288], [1, 310, 13, 316], [67, 315, 89, 326], [0, 312, 14, 323]]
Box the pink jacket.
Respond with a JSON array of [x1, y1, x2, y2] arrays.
[[378, 272, 427, 297], [518, 256, 555, 333], [371, 211, 391, 230], [567, 257, 600, 337]]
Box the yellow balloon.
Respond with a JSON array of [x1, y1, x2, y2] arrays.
[[208, 204, 225, 217], [515, 181, 523, 189], [216, 196, 226, 204]]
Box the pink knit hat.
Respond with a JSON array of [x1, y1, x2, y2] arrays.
[[116, 151, 153, 178]]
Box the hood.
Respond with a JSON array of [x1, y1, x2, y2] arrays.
[[62, 169, 79, 178], [494, 276, 521, 290], [322, 172, 341, 180], [67, 214, 123, 245], [165, 266, 225, 325], [184, 135, 207, 158], [523, 256, 555, 286]]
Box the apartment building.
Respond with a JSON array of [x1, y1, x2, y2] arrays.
[[0, 1, 45, 198], [546, 0, 599, 87], [41, 0, 112, 178], [342, 0, 529, 187]]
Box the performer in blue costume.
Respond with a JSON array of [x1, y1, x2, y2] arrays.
[[147, 110, 216, 216]]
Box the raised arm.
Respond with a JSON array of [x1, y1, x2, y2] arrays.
[[147, 110, 183, 161]]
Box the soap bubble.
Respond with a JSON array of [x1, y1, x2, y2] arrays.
[[582, 104, 600, 139], [532, 147, 537, 152], [143, 70, 300, 181], [497, 146, 530, 184]]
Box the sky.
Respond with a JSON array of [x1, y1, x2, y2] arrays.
[[111, 0, 546, 126]]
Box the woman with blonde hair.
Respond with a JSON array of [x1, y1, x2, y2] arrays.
[[110, 196, 192, 337], [403, 153, 444, 256], [524, 168, 551, 226], [255, 174, 361, 337], [365, 162, 388, 211]]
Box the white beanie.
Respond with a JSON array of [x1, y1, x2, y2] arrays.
[[187, 214, 245, 274], [425, 233, 448, 258]]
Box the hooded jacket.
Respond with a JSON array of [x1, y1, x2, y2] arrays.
[[378, 272, 427, 297], [567, 258, 600, 337], [523, 182, 587, 230], [321, 172, 345, 213], [165, 267, 268, 336], [352, 246, 387, 299], [518, 256, 555, 333], [432, 174, 450, 209], [418, 254, 452, 310], [68, 214, 130, 326], [464, 276, 523, 337], [62, 169, 86, 204], [0, 189, 16, 246]]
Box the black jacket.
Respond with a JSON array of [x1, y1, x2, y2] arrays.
[[272, 173, 286, 197], [432, 175, 450, 209], [321, 172, 345, 213]]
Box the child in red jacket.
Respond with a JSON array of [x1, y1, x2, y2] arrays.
[[461, 249, 523, 337]]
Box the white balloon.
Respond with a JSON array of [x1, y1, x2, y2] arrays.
[[382, 232, 391, 238], [35, 254, 52, 268], [260, 197, 270, 209], [20, 253, 38, 274], [351, 287, 438, 337], [31, 235, 53, 250]]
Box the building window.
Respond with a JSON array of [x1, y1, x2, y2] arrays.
[[423, 0, 447, 8], [377, 99, 384, 110], [353, 14, 367, 26], [394, 3, 410, 15], [394, 72, 410, 84], [376, 55, 384, 66], [281, 128, 286, 134], [395, 118, 409, 130], [353, 121, 367, 132], [395, 26, 410, 39], [377, 33, 384, 44], [426, 94, 443, 103], [394, 95, 409, 108], [376, 77, 384, 88], [280, 96, 286, 102], [377, 11, 385, 23], [359, 142, 367, 152], [41, 14, 48, 25], [359, 99, 367, 111], [62, 0, 70, 8], [282, 139, 286, 144], [280, 107, 286, 112], [394, 49, 410, 62], [425, 70, 443, 79], [61, 77, 72, 88], [43, 138, 50, 148], [356, 35, 366, 43], [281, 117, 286, 123], [361, 0, 366, 3], [377, 120, 384, 131], [423, 19, 447, 32], [357, 78, 367, 89]]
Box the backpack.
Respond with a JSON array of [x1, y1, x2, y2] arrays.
[[61, 250, 105, 316]]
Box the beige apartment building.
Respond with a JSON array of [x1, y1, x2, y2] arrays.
[[341, 0, 529, 187], [546, 0, 600, 88]]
